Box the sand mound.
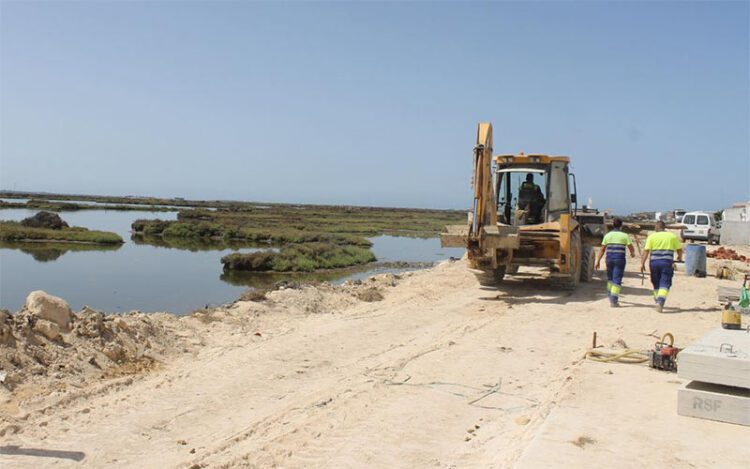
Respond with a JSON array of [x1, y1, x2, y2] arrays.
[[224, 271, 400, 316], [1, 274, 401, 391], [266, 272, 399, 312], [0, 292, 187, 391], [0, 272, 400, 439]]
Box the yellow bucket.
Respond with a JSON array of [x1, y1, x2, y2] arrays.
[[721, 308, 742, 330]]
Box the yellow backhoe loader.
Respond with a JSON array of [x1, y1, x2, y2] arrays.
[[441, 122, 605, 288]]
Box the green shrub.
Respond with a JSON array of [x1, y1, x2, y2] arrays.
[[162, 222, 224, 239], [221, 243, 376, 272], [132, 219, 174, 235]]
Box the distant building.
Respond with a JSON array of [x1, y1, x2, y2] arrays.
[[720, 201, 750, 245], [723, 201, 749, 222]]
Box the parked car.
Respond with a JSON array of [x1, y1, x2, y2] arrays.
[[673, 209, 687, 223], [680, 211, 721, 244]]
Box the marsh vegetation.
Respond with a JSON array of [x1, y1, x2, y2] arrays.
[[2, 195, 465, 275], [0, 198, 175, 212], [0, 221, 123, 245], [131, 205, 464, 271], [221, 243, 376, 272]]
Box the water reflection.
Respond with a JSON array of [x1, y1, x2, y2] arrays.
[[220, 264, 378, 289], [0, 240, 121, 262], [130, 234, 275, 252]]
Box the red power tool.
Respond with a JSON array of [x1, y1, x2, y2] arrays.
[[648, 332, 679, 372]]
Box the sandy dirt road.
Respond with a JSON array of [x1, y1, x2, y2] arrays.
[[1, 257, 748, 468]]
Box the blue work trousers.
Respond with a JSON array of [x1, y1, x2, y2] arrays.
[[650, 259, 674, 306], [606, 257, 626, 304]]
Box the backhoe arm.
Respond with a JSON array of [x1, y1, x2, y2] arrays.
[[440, 122, 517, 261], [470, 122, 497, 239]]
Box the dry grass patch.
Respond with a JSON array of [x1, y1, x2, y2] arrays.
[[570, 435, 596, 448]]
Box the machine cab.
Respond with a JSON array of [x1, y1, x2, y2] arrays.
[[494, 154, 575, 226]]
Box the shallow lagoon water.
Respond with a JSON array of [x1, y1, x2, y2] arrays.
[[0, 208, 464, 314]]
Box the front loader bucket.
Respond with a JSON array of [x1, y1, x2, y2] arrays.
[[440, 225, 471, 248], [480, 225, 521, 249], [440, 225, 520, 250]]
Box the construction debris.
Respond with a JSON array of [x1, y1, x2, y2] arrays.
[[708, 247, 749, 263]]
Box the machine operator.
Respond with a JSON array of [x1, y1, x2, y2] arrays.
[[518, 173, 545, 223]]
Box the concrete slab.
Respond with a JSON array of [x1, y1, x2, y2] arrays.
[[677, 328, 750, 388], [678, 381, 750, 426]]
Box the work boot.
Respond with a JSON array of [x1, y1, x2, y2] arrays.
[[610, 301, 620, 308], [655, 304, 663, 313]]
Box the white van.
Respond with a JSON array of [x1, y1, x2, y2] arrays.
[[681, 211, 720, 244]]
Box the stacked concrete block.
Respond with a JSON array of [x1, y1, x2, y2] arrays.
[[677, 328, 750, 426]]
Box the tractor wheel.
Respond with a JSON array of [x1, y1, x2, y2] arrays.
[[580, 244, 595, 282], [556, 231, 582, 290], [475, 267, 506, 288]]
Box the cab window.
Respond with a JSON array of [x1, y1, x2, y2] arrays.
[[697, 215, 709, 225], [495, 171, 547, 225], [547, 162, 569, 214], [683, 215, 696, 225]]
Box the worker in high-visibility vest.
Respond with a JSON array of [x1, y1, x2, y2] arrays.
[[595, 218, 635, 307], [641, 220, 683, 312]]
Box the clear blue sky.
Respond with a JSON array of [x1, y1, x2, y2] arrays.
[[1, 1, 748, 213]]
